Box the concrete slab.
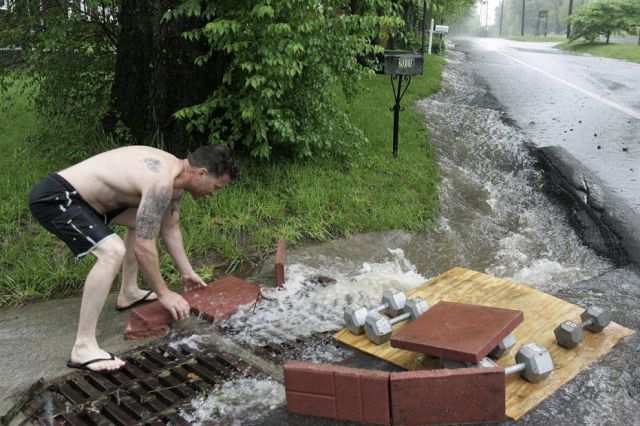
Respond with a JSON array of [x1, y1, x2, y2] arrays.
[[390, 301, 523, 363]]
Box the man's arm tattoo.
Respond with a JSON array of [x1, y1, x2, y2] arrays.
[[137, 184, 172, 239], [143, 158, 161, 172]]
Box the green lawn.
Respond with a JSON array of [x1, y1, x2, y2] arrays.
[[555, 41, 640, 63], [503, 35, 567, 43], [0, 56, 445, 307]]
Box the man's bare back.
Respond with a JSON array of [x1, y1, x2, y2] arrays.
[[57, 146, 184, 215]]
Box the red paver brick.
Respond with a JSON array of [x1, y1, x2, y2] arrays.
[[129, 299, 173, 329], [275, 238, 286, 287], [359, 369, 391, 425], [185, 276, 261, 322], [123, 320, 168, 340], [285, 392, 336, 418], [390, 367, 505, 425], [335, 370, 363, 422], [125, 276, 261, 340], [390, 301, 523, 363], [283, 362, 391, 425], [284, 361, 335, 395]]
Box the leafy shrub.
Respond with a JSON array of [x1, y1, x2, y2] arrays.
[[166, 0, 405, 159], [0, 1, 119, 156], [568, 0, 640, 43]]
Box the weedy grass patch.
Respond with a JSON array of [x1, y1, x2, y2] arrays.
[[0, 55, 445, 307]]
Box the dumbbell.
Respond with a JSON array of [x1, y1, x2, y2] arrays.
[[343, 288, 407, 335], [442, 343, 554, 383], [554, 306, 610, 349], [489, 333, 516, 358], [440, 333, 516, 368], [364, 296, 429, 345]]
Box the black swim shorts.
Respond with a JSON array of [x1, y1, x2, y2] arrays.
[[28, 173, 128, 258]]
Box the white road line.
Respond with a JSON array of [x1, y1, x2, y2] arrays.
[[491, 47, 640, 120]]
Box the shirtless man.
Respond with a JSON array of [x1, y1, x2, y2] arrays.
[[28, 144, 239, 372]]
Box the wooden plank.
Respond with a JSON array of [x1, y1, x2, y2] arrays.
[[333, 267, 635, 420]]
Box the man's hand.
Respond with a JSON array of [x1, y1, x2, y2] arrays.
[[182, 272, 208, 292], [158, 290, 190, 320]]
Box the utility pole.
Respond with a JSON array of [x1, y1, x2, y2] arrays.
[[521, 0, 526, 36], [485, 0, 489, 33], [567, 0, 574, 38], [499, 0, 505, 36]]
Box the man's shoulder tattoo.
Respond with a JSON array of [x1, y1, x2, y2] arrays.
[[142, 158, 161, 172]]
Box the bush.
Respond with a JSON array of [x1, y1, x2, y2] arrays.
[[0, 2, 118, 135], [166, 0, 405, 159], [568, 0, 640, 43]]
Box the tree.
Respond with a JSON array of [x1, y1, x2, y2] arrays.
[[0, 0, 118, 147], [166, 0, 404, 159], [102, 0, 227, 155], [568, 0, 640, 43]]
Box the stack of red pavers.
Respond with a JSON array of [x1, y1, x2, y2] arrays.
[[285, 301, 523, 425]]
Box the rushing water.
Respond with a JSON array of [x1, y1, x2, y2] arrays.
[[179, 46, 636, 424]]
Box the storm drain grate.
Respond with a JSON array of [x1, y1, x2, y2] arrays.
[[250, 331, 338, 362], [23, 343, 260, 425]]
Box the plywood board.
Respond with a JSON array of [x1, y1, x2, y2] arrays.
[[333, 267, 635, 420]]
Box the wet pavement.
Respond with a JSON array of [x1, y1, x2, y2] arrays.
[[2, 39, 640, 424], [458, 38, 640, 217]]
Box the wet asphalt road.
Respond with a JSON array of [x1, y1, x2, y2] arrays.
[[455, 38, 640, 215]]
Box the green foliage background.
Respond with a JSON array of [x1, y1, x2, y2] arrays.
[[167, 0, 406, 159], [568, 0, 640, 42]]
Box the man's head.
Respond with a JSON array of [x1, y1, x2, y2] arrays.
[[186, 144, 239, 198]]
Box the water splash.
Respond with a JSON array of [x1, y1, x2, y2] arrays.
[[224, 248, 424, 346], [180, 378, 285, 425], [168, 334, 209, 351], [411, 49, 611, 288]]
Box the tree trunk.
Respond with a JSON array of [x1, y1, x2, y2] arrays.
[[606, 31, 610, 44], [104, 0, 226, 156]]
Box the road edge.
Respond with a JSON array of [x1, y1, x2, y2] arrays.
[[534, 145, 640, 266]]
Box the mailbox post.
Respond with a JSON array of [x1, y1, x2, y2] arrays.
[[382, 52, 423, 158]]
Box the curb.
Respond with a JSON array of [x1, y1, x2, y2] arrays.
[[535, 145, 640, 266]]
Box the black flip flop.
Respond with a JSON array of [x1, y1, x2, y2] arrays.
[[66, 353, 124, 373], [115, 290, 157, 311]]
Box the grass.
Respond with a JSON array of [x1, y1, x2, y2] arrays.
[[555, 41, 640, 63], [0, 56, 445, 307], [503, 35, 567, 43]]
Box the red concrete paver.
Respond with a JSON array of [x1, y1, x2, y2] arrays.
[[284, 361, 335, 395], [359, 369, 392, 425], [184, 276, 261, 322], [124, 276, 261, 340], [123, 320, 168, 340], [284, 362, 391, 425], [390, 301, 523, 363], [128, 299, 173, 329], [285, 392, 336, 419], [334, 369, 363, 422], [390, 367, 505, 425], [275, 238, 286, 287]]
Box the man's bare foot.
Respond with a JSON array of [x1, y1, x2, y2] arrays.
[[116, 288, 158, 311], [69, 345, 125, 372]]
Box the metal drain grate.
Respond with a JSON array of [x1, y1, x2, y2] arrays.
[[23, 343, 260, 425]]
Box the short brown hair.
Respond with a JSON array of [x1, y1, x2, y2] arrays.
[[187, 144, 239, 181]]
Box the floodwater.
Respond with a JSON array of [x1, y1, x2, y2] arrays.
[[1, 45, 638, 424], [182, 48, 639, 424]]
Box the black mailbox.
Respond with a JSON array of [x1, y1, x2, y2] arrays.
[[383, 52, 423, 76]]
